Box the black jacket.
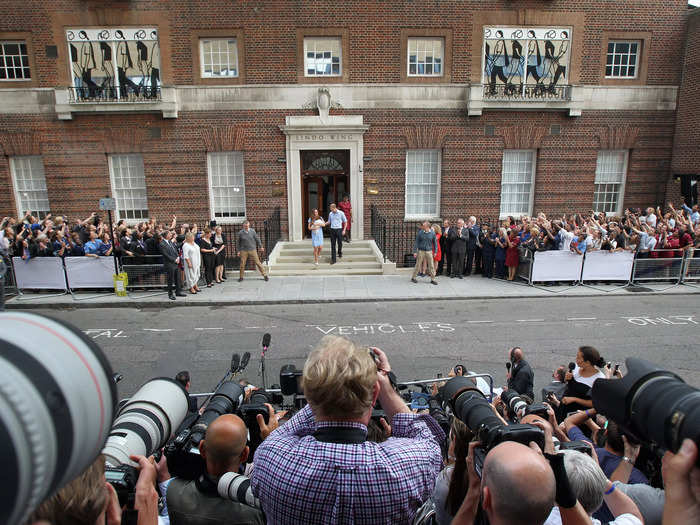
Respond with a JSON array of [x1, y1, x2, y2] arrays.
[[159, 239, 179, 267], [508, 359, 535, 399], [449, 227, 469, 252]]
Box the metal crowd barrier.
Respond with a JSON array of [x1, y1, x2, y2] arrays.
[[630, 251, 684, 291], [516, 249, 534, 285], [681, 250, 700, 289], [121, 255, 167, 290]]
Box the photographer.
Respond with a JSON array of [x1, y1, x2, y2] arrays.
[[164, 414, 265, 525], [506, 347, 535, 399], [28, 454, 159, 525], [251, 336, 445, 524]]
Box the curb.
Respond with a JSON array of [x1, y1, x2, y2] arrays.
[[5, 289, 699, 309]]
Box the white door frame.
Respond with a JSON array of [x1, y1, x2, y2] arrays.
[[280, 115, 369, 242]]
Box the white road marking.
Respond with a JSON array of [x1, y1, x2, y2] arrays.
[[567, 317, 597, 321], [516, 319, 545, 322], [467, 320, 494, 323], [245, 326, 261, 329], [143, 328, 173, 332], [195, 327, 223, 331]]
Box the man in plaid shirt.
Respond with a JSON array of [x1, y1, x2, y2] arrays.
[[251, 336, 445, 525]]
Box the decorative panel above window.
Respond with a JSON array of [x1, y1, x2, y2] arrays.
[[483, 27, 571, 101], [66, 28, 161, 102]]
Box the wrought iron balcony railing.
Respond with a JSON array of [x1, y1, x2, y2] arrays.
[[483, 83, 571, 102], [67, 85, 162, 103]]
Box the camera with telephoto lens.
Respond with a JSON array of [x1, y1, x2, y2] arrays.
[[280, 364, 303, 395], [0, 313, 117, 525], [592, 357, 700, 464], [103, 377, 189, 506], [165, 381, 244, 480], [239, 388, 282, 461], [217, 472, 262, 510], [501, 389, 528, 421], [442, 376, 544, 478]]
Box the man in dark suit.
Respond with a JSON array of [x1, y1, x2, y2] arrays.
[[438, 219, 452, 276], [449, 218, 468, 279], [507, 347, 535, 400], [160, 230, 185, 300], [464, 216, 481, 276]]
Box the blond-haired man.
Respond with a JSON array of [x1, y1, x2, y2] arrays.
[[251, 336, 445, 524]]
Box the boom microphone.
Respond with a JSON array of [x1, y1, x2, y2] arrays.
[[262, 333, 271, 351], [240, 352, 251, 371], [230, 353, 240, 374]]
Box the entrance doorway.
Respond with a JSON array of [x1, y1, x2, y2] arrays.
[[301, 150, 349, 237]]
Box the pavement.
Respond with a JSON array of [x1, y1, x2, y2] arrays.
[[5, 269, 699, 308], [21, 295, 700, 397]]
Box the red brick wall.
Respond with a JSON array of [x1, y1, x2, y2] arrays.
[[0, 0, 687, 87], [0, 108, 675, 236], [668, 8, 700, 204]]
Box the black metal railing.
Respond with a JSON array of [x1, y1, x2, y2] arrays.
[[68, 85, 162, 103], [370, 205, 387, 263], [483, 83, 571, 101], [263, 207, 282, 262]]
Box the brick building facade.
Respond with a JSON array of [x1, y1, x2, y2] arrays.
[[0, 1, 696, 243]]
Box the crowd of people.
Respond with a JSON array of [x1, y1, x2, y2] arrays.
[[22, 335, 700, 525], [0, 212, 269, 300], [410, 201, 700, 283]]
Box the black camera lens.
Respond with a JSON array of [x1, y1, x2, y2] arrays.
[[190, 381, 244, 444], [592, 358, 700, 460]]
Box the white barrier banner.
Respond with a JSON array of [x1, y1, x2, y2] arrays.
[[12, 257, 67, 290], [65, 256, 115, 289], [531, 251, 583, 282], [581, 251, 634, 282]]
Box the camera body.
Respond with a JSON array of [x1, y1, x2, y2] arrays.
[[280, 364, 303, 395], [525, 402, 550, 419], [559, 440, 593, 456], [501, 389, 528, 420], [104, 465, 138, 507]]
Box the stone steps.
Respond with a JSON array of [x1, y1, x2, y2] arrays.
[[269, 240, 384, 275]]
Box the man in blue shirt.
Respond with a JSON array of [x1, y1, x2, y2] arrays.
[[411, 221, 438, 285], [327, 203, 347, 264]]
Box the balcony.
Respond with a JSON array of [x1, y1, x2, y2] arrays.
[[54, 85, 178, 120], [468, 83, 583, 117]]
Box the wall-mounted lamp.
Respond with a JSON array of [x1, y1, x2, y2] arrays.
[[368, 188, 379, 195], [366, 178, 378, 184]]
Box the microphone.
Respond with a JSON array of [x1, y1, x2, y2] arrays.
[[240, 351, 251, 371], [230, 353, 240, 373], [568, 362, 576, 372], [506, 362, 512, 371], [262, 333, 271, 352]]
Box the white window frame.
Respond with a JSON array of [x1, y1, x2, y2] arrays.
[[108, 154, 149, 224], [404, 149, 441, 220], [407, 37, 444, 77], [605, 40, 640, 79], [199, 38, 239, 78], [207, 152, 247, 224], [303, 37, 342, 77], [10, 156, 50, 219], [0, 41, 31, 81], [499, 150, 536, 219], [593, 150, 628, 215]]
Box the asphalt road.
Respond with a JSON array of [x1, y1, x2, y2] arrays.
[[26, 294, 700, 401]]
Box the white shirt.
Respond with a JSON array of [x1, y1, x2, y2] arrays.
[[645, 213, 657, 228], [545, 506, 642, 525], [573, 366, 606, 388], [559, 230, 575, 251]]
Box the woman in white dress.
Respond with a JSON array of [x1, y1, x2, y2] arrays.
[[182, 232, 202, 294]]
